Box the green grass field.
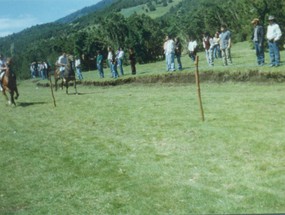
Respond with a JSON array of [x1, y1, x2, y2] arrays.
[[1, 42, 285, 214]]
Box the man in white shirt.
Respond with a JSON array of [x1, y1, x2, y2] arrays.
[[117, 48, 124, 76], [107, 47, 114, 77], [57, 52, 67, 77], [75, 56, 83, 80], [165, 35, 176, 72], [188, 37, 198, 62], [163, 35, 169, 70], [266, 15, 282, 67]]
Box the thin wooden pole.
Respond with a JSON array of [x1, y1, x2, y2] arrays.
[[49, 74, 56, 107], [194, 56, 205, 121]]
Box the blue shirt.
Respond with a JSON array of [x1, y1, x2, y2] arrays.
[[219, 30, 231, 49]]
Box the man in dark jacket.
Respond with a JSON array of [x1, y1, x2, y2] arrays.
[[251, 18, 265, 66]]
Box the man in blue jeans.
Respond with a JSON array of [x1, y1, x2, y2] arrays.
[[219, 25, 232, 66], [165, 35, 175, 72], [117, 47, 124, 76], [266, 15, 282, 67], [251, 18, 265, 66]]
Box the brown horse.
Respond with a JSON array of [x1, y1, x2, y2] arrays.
[[1, 58, 19, 106], [54, 55, 77, 94]]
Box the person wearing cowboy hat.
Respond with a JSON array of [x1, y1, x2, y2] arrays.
[[266, 15, 282, 67], [251, 18, 265, 66]]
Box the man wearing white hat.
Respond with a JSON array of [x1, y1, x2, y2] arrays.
[[266, 15, 282, 67]]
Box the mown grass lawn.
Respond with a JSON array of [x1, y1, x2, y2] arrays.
[[1, 79, 284, 214]]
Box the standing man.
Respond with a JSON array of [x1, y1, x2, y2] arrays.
[[117, 47, 124, 76], [107, 47, 114, 77], [266, 15, 282, 67], [75, 56, 83, 80], [163, 35, 169, 71], [219, 24, 232, 66], [129, 47, 136, 75], [188, 36, 198, 62], [251, 18, 265, 66], [165, 35, 176, 72], [203, 32, 214, 66], [96, 50, 104, 78], [175, 37, 182, 70]]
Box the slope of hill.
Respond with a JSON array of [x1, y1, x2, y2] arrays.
[[56, 0, 116, 23], [120, 0, 183, 18]]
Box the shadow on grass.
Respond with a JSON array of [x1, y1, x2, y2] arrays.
[[17, 102, 48, 107], [75, 92, 101, 95]]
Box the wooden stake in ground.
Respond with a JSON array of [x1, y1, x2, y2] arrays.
[[49, 74, 56, 107], [194, 56, 205, 121]]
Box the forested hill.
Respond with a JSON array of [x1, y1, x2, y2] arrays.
[[56, 0, 116, 23], [0, 0, 284, 79]]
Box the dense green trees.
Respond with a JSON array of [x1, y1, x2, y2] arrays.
[[164, 0, 284, 43], [0, 0, 284, 79]]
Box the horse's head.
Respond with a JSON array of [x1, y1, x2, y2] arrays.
[[6, 57, 13, 65], [66, 55, 75, 70], [67, 55, 74, 62]]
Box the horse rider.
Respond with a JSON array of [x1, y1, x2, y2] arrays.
[[0, 54, 7, 91], [57, 52, 67, 78]]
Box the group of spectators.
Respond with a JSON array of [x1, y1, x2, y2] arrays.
[[163, 15, 283, 71], [93, 47, 136, 79], [252, 15, 282, 67], [91, 47, 132, 79], [163, 24, 232, 72], [30, 61, 50, 79], [106, 47, 136, 79], [54, 47, 136, 80], [202, 24, 232, 67]]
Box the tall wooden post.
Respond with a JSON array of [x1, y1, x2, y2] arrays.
[[49, 74, 56, 107], [194, 56, 205, 121]]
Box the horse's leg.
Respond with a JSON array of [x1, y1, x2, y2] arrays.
[[74, 79, 78, 95], [61, 79, 64, 91], [65, 80, 69, 94], [55, 78, 58, 91], [2, 90, 9, 104], [14, 86, 19, 100], [10, 91, 16, 106]]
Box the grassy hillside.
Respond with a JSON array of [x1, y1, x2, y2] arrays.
[[56, 0, 116, 23], [121, 0, 183, 18]]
